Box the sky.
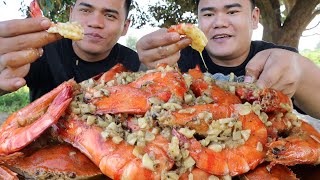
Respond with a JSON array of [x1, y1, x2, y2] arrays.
[[0, 0, 319, 51]]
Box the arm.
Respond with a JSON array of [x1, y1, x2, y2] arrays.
[[0, 18, 61, 94], [293, 57, 320, 118], [136, 28, 191, 69], [245, 49, 320, 119]]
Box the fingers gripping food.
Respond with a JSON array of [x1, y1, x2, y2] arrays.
[[30, 0, 84, 41], [168, 23, 208, 53], [46, 22, 84, 41], [168, 23, 209, 70]]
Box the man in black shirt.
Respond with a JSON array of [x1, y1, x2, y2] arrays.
[[0, 0, 140, 101], [136, 0, 320, 119]]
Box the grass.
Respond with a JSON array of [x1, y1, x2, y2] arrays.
[[0, 86, 29, 113], [301, 49, 320, 66]]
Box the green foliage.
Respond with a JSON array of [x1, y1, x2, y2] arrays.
[[0, 86, 29, 113], [126, 35, 138, 51], [134, 0, 197, 28], [26, 0, 76, 22], [301, 49, 320, 65]]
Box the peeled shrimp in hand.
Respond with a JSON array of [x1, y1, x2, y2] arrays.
[[30, 0, 84, 40], [168, 23, 209, 70]]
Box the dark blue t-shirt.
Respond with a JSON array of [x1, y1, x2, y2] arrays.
[[25, 39, 140, 101], [178, 40, 298, 75]]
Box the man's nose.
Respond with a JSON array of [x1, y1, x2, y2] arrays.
[[212, 14, 229, 28], [87, 13, 105, 29]]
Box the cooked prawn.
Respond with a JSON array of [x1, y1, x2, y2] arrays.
[[188, 65, 242, 105], [0, 80, 74, 155], [30, 0, 84, 40], [186, 110, 268, 176], [56, 117, 174, 180], [241, 163, 298, 180], [0, 165, 18, 180], [266, 117, 320, 166]]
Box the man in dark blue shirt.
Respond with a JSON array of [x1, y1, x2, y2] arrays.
[[136, 0, 320, 119], [0, 0, 140, 101]]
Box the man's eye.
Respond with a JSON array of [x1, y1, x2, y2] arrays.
[[80, 9, 90, 13], [228, 10, 239, 15], [204, 13, 214, 17], [105, 14, 116, 19]]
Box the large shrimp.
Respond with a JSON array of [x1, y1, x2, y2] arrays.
[[188, 65, 242, 105], [0, 81, 74, 155], [168, 23, 209, 71], [0, 165, 18, 180], [150, 99, 268, 176], [86, 65, 187, 115], [241, 163, 298, 180], [185, 110, 268, 176], [56, 117, 174, 180], [266, 116, 320, 166], [30, 0, 84, 40]]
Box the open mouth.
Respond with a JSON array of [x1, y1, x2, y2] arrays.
[[212, 34, 232, 39]]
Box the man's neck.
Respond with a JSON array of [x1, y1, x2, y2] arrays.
[[208, 49, 251, 67]]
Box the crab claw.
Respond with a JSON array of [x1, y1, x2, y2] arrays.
[[0, 80, 75, 155]]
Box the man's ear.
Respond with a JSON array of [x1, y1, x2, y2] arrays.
[[69, 6, 74, 21], [252, 7, 260, 30], [121, 19, 131, 36]]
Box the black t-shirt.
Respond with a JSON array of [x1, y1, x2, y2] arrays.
[[25, 39, 140, 101], [178, 40, 304, 113], [178, 40, 298, 76]]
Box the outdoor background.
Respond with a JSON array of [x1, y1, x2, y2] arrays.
[[0, 0, 319, 126]]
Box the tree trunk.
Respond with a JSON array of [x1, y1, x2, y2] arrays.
[[257, 0, 320, 49]]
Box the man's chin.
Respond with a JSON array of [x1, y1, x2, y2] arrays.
[[77, 44, 103, 54]]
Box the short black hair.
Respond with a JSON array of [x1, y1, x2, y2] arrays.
[[125, 0, 132, 18], [195, 0, 256, 10]]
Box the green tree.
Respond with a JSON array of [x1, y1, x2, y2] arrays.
[[26, 0, 75, 22], [126, 35, 138, 51], [301, 49, 320, 65], [133, 0, 197, 28], [134, 0, 320, 49], [256, 0, 320, 48]]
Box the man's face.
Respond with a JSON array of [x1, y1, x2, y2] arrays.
[[70, 0, 129, 60], [198, 0, 259, 64]]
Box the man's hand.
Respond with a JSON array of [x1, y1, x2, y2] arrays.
[[244, 49, 302, 97], [245, 48, 320, 119], [0, 17, 62, 93], [136, 28, 191, 69]]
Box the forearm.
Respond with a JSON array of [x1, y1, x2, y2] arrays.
[[294, 57, 320, 119]]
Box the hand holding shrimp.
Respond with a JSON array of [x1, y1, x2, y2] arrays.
[[137, 28, 192, 69], [137, 23, 208, 70], [0, 18, 61, 93], [30, 0, 84, 40]]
